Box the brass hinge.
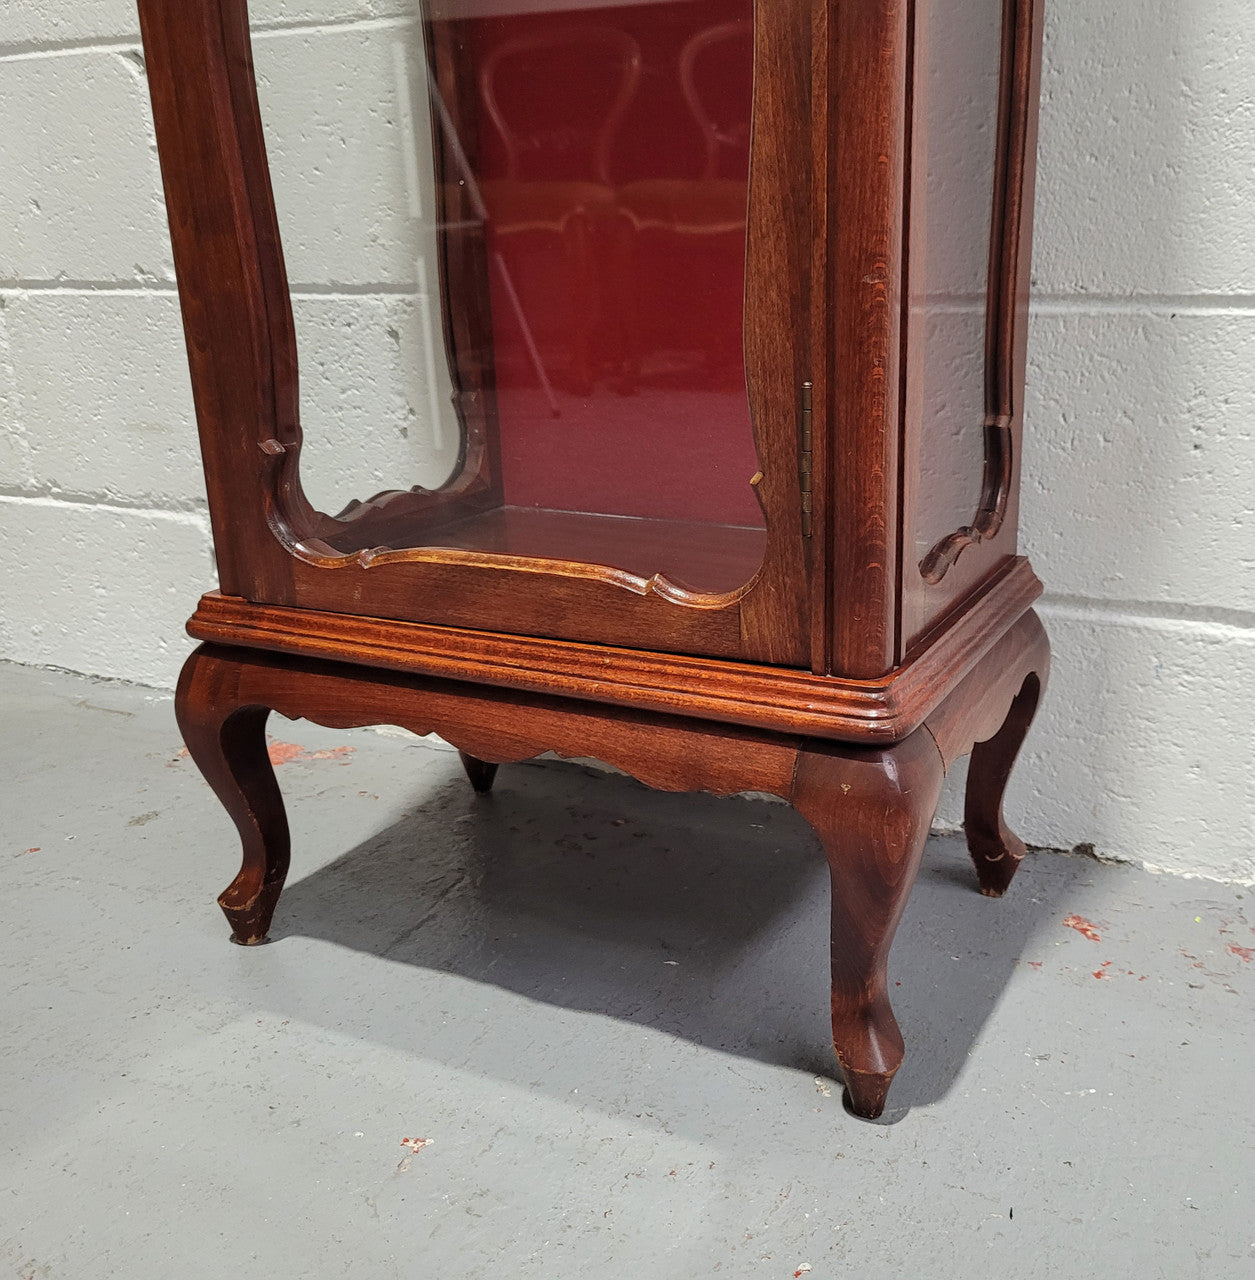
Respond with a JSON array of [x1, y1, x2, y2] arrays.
[[799, 381, 814, 538]]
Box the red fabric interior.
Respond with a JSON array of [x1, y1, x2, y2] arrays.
[[448, 0, 762, 527]]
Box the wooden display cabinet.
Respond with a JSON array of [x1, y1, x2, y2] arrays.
[[139, 0, 1049, 1118]]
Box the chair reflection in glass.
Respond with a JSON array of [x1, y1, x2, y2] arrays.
[[477, 26, 643, 398], [616, 19, 754, 396]]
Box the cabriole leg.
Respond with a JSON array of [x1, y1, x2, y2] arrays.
[[792, 730, 946, 1119], [964, 628, 1050, 898], [175, 646, 290, 945]]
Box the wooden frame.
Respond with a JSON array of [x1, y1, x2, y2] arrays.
[[141, 0, 1043, 678], [178, 610, 1048, 1118], [140, 0, 1051, 1118], [140, 0, 815, 667], [186, 554, 1041, 745]]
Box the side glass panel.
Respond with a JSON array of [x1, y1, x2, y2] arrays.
[[256, 0, 765, 596], [910, 0, 1005, 572]]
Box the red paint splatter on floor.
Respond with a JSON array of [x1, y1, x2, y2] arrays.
[[400, 1136, 432, 1153], [1063, 915, 1102, 942], [1027, 961, 1043, 970], [1227, 944, 1254, 963], [1092, 960, 1114, 980], [267, 741, 355, 766]]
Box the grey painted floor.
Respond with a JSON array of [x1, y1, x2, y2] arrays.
[[2, 660, 1252, 1279]]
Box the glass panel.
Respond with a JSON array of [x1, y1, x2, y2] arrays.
[[262, 0, 765, 596], [911, 0, 1005, 568], [253, 23, 465, 511]]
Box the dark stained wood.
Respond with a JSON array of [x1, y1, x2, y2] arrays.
[[964, 666, 1046, 896], [286, 544, 759, 658], [138, 0, 812, 667], [923, 607, 1048, 766], [174, 622, 1043, 1116], [188, 555, 1041, 745], [793, 729, 945, 1117], [736, 0, 814, 665], [147, 0, 1051, 1119], [805, 0, 833, 675], [140, 0, 1044, 676], [175, 645, 290, 946], [825, 0, 910, 678], [913, 0, 1023, 587], [137, 0, 296, 601], [935, 611, 1050, 894], [174, 640, 801, 946], [924, 608, 1049, 894], [458, 751, 499, 794]]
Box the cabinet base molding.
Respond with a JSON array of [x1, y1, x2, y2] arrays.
[[175, 609, 1048, 1119], [188, 555, 1040, 748]]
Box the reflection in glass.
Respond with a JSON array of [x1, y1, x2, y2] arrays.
[[254, 29, 465, 514], [267, 0, 764, 596], [911, 0, 1005, 570]]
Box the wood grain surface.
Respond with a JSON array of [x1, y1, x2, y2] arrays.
[[188, 556, 1041, 745], [147, 0, 1051, 1120], [176, 611, 1048, 1117], [140, 0, 1044, 678]]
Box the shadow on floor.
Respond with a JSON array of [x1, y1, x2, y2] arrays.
[[270, 755, 1093, 1120]]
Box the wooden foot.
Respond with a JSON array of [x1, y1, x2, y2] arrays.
[[920, 610, 1052, 899], [170, 610, 1047, 1120], [169, 642, 804, 953], [791, 729, 946, 1119], [458, 750, 499, 794], [176, 647, 290, 945], [962, 617, 1050, 897], [964, 671, 1045, 896]]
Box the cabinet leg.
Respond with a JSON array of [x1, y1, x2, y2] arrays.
[[458, 750, 499, 794], [175, 647, 290, 945], [792, 730, 945, 1118], [964, 654, 1049, 898]]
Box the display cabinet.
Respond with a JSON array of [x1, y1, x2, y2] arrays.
[[140, 0, 1049, 1118]]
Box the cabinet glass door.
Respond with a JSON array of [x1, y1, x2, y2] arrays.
[[277, 0, 765, 597]]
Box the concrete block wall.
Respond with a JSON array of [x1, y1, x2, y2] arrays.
[[1, 2, 1251, 882]]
